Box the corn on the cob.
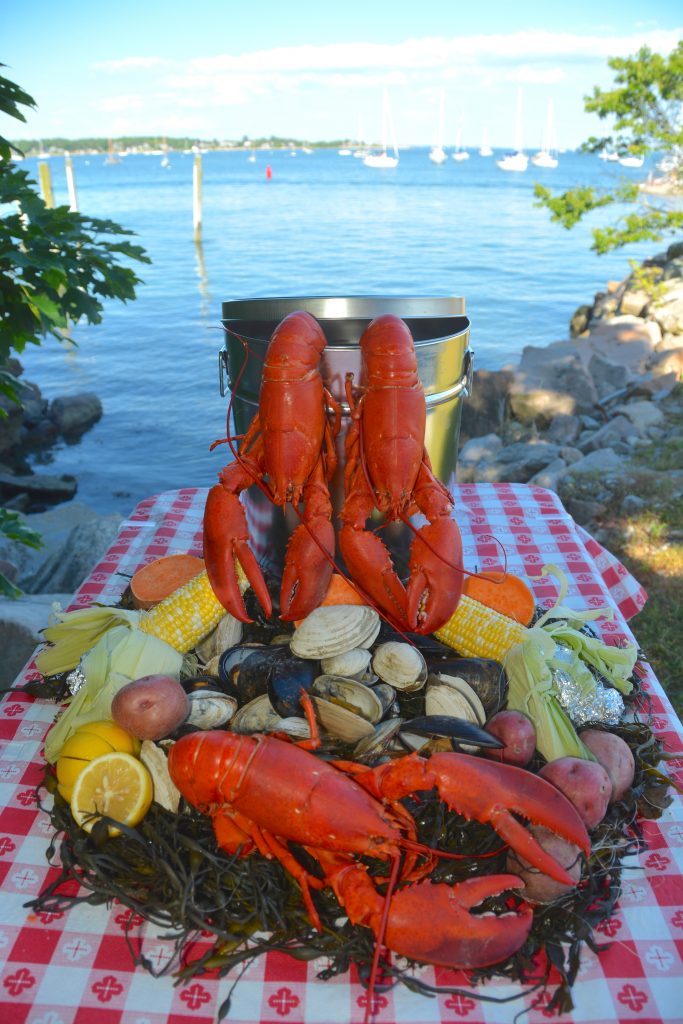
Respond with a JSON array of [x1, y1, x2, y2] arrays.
[[139, 569, 236, 653], [434, 594, 526, 661]]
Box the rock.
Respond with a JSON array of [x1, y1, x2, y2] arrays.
[[570, 305, 591, 337], [580, 414, 601, 429], [613, 400, 665, 432], [667, 241, 683, 261], [562, 448, 625, 478], [474, 441, 564, 484], [0, 501, 117, 588], [545, 414, 581, 445], [592, 292, 619, 320], [0, 593, 72, 687], [621, 494, 647, 515], [580, 415, 639, 453], [49, 393, 103, 437], [654, 296, 683, 335], [512, 340, 600, 418], [564, 497, 607, 525], [618, 290, 650, 317], [0, 392, 24, 457], [528, 458, 567, 490], [558, 446, 583, 464], [26, 513, 123, 594], [459, 369, 513, 443], [648, 349, 683, 379], [0, 470, 77, 507], [587, 353, 634, 400], [457, 433, 503, 481], [507, 387, 578, 424]]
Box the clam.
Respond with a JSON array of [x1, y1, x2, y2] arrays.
[[353, 719, 403, 760], [196, 613, 243, 663], [311, 696, 374, 743], [277, 717, 312, 740], [425, 656, 508, 718], [290, 605, 380, 659], [230, 693, 282, 734], [185, 691, 238, 730], [425, 674, 485, 752], [320, 647, 372, 680], [430, 673, 487, 726], [311, 675, 384, 724], [372, 682, 398, 717], [372, 642, 428, 692]]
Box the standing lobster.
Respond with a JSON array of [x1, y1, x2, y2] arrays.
[[168, 727, 590, 1015], [340, 313, 464, 634], [204, 311, 341, 622]]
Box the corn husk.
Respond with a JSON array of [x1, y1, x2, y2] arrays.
[[43, 626, 182, 763]]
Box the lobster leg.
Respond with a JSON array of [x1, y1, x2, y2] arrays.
[[353, 752, 590, 886]]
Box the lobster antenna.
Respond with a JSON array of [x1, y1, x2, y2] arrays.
[[363, 854, 401, 1024], [398, 511, 510, 583]]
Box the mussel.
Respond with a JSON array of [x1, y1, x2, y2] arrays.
[[424, 656, 508, 718]]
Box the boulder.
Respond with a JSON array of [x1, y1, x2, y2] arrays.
[[0, 593, 71, 687], [570, 305, 591, 337], [648, 348, 683, 379], [528, 458, 567, 490], [0, 470, 77, 507], [49, 393, 103, 437], [459, 369, 513, 442], [587, 353, 634, 400], [574, 319, 660, 371], [26, 513, 123, 595], [561, 448, 625, 478], [612, 400, 665, 432], [545, 414, 581, 445], [474, 441, 564, 484], [579, 415, 639, 453], [618, 290, 650, 317]]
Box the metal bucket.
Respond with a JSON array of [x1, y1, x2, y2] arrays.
[[217, 296, 472, 579]]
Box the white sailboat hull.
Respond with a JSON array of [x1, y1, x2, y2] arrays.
[[479, 146, 493, 157], [531, 151, 558, 168], [429, 147, 448, 164], [497, 151, 528, 172], [365, 89, 399, 169], [452, 150, 470, 162], [619, 155, 644, 168], [364, 152, 398, 168]]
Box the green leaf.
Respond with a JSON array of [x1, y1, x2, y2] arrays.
[[0, 508, 44, 550]]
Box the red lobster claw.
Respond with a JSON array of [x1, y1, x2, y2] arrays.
[[406, 516, 464, 633], [203, 484, 272, 622], [331, 863, 533, 969]]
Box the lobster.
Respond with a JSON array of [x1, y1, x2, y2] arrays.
[[339, 313, 463, 634], [168, 725, 590, 1019], [204, 311, 341, 622]]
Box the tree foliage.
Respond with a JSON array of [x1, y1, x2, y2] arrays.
[[535, 42, 683, 253], [0, 64, 150, 596]]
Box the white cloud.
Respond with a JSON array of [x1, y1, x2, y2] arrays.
[[506, 66, 567, 85], [97, 94, 146, 113], [92, 56, 168, 73]]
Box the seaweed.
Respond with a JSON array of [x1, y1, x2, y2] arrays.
[[27, 689, 674, 1021]]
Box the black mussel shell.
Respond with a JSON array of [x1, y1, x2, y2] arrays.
[[267, 650, 320, 717], [401, 715, 503, 750], [182, 673, 238, 700], [218, 643, 268, 691], [424, 656, 508, 718]]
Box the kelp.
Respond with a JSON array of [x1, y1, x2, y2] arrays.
[[27, 690, 675, 1021]]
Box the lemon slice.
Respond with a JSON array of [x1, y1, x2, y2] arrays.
[[75, 721, 141, 756], [70, 752, 153, 834]]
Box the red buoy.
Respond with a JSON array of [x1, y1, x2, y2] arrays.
[[266, 165, 273, 181]]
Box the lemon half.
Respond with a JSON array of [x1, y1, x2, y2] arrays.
[[70, 752, 153, 834]]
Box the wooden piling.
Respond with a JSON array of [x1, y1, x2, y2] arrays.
[[65, 154, 78, 212], [193, 153, 203, 240], [38, 160, 54, 208]]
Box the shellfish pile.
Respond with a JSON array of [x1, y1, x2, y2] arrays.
[[178, 603, 509, 760]]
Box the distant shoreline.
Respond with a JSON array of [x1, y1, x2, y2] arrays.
[[10, 137, 372, 158]]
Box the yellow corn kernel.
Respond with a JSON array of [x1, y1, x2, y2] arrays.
[[434, 594, 527, 662], [139, 565, 246, 654]]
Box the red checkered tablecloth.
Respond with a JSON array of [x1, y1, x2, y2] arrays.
[[1, 484, 682, 1024]]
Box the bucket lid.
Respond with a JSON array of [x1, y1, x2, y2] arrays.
[[221, 295, 465, 321]]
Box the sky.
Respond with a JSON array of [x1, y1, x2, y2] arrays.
[[2, 0, 682, 149]]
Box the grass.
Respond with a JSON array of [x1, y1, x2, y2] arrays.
[[590, 388, 683, 721]]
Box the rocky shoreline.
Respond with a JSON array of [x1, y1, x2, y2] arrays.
[[1, 242, 682, 685]]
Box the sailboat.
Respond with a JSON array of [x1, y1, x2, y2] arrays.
[[452, 122, 469, 162], [364, 89, 399, 168], [105, 139, 121, 165], [619, 153, 644, 168], [429, 90, 448, 164], [497, 89, 528, 172], [531, 99, 558, 168], [479, 128, 493, 157]]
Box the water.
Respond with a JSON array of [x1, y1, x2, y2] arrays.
[[16, 147, 665, 517]]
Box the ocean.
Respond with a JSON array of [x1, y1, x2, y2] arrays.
[[16, 146, 664, 517]]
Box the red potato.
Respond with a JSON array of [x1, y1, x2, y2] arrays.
[[506, 824, 583, 905], [483, 710, 536, 766], [111, 674, 189, 741], [579, 729, 635, 803], [539, 756, 612, 829]]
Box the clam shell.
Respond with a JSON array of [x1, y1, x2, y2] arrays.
[[277, 717, 312, 739], [425, 656, 508, 718], [371, 682, 398, 717], [230, 693, 282, 734], [140, 741, 181, 813], [196, 613, 243, 662], [425, 677, 483, 752], [353, 719, 403, 759], [311, 696, 374, 743], [431, 673, 487, 726], [185, 691, 238, 729], [372, 642, 428, 691], [290, 605, 380, 659], [311, 675, 383, 724], [320, 648, 372, 679]]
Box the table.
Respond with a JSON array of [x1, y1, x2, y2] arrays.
[[1, 483, 682, 1024]]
